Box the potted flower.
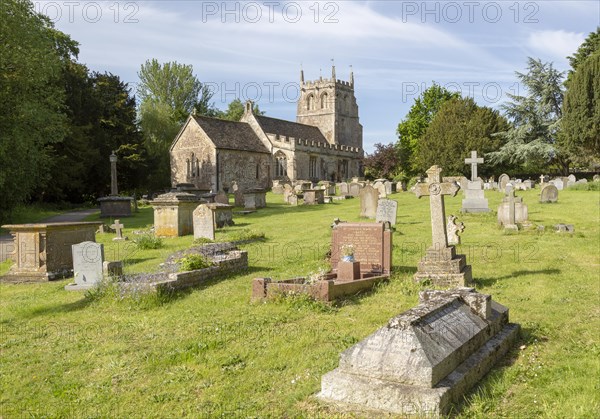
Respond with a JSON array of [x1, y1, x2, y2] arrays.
[[341, 244, 355, 262]]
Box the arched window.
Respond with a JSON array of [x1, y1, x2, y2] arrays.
[[306, 94, 314, 111], [321, 92, 328, 109], [274, 151, 287, 178]]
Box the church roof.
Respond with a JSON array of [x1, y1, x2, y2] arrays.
[[254, 115, 328, 143], [192, 115, 270, 154]]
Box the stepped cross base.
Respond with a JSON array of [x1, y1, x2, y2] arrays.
[[413, 245, 473, 288]]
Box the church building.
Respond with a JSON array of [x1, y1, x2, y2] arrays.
[[169, 66, 364, 191]]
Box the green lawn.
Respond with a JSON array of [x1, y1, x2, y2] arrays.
[[1, 188, 599, 417]]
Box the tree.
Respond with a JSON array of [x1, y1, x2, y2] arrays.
[[0, 0, 75, 220], [487, 58, 567, 174], [396, 84, 459, 177], [560, 34, 600, 167], [218, 99, 264, 121], [363, 143, 401, 180], [137, 60, 217, 189], [416, 97, 509, 176]]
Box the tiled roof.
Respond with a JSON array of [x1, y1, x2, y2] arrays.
[[192, 115, 270, 154], [254, 115, 327, 142]]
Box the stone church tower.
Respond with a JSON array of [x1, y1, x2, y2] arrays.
[[296, 66, 363, 149]]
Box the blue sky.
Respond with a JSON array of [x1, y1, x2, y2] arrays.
[[40, 1, 598, 153]]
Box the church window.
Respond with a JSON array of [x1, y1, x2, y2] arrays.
[[309, 156, 318, 179], [275, 153, 287, 177], [321, 92, 328, 109], [307, 94, 314, 110]]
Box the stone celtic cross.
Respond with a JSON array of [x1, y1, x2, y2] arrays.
[[413, 165, 460, 249], [465, 150, 484, 182]]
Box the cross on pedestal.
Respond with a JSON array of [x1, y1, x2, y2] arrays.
[[413, 165, 460, 249], [110, 219, 124, 240], [465, 150, 484, 182]]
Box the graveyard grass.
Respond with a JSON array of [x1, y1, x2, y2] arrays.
[[1, 189, 599, 417]]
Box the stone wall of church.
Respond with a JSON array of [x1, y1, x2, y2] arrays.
[[171, 122, 215, 189], [217, 149, 271, 191]]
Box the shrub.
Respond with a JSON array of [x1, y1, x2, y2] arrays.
[[134, 232, 163, 249], [178, 254, 212, 271]]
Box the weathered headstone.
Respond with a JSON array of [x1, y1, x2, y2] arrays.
[[234, 189, 245, 207], [446, 215, 464, 245], [65, 241, 104, 290], [283, 184, 294, 204], [576, 178, 588, 184], [376, 199, 398, 226], [498, 173, 510, 192], [412, 165, 472, 286], [271, 180, 284, 194], [318, 287, 520, 416], [339, 182, 349, 195], [373, 181, 387, 198], [193, 204, 215, 240], [593, 174, 600, 182], [550, 178, 564, 190], [497, 189, 528, 230], [568, 174, 576, 183], [349, 182, 362, 197], [540, 184, 558, 203], [383, 180, 393, 195], [505, 182, 514, 195], [554, 224, 575, 233], [359, 185, 379, 219]]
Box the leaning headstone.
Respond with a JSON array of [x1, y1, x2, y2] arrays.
[[412, 165, 472, 287], [318, 287, 519, 416], [359, 185, 379, 219], [540, 184, 558, 203], [446, 215, 464, 245], [375, 199, 398, 226], [498, 173, 510, 192], [193, 204, 215, 241], [65, 242, 104, 290], [497, 189, 528, 230]]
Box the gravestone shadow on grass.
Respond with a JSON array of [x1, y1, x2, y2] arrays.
[[474, 268, 561, 287]]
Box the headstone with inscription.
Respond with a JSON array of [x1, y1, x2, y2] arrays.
[[540, 184, 558, 203], [376, 199, 398, 226], [331, 222, 392, 276], [412, 165, 472, 287], [498, 173, 510, 192], [359, 185, 379, 219], [193, 204, 215, 240], [65, 242, 104, 290]]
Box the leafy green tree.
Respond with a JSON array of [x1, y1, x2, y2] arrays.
[[396, 84, 459, 177], [219, 98, 264, 121], [487, 58, 568, 174], [566, 27, 600, 84], [416, 97, 509, 176], [363, 143, 401, 179], [560, 49, 600, 166], [137, 59, 216, 189], [0, 0, 75, 219]]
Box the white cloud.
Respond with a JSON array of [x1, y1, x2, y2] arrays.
[[527, 30, 586, 60]]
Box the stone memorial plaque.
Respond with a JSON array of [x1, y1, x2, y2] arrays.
[[68, 241, 104, 289], [376, 199, 398, 226], [193, 204, 215, 240]]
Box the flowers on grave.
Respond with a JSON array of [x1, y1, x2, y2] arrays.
[[341, 244, 355, 262], [306, 267, 328, 284]]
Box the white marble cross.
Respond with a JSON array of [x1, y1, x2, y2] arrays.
[[465, 150, 484, 182], [110, 219, 124, 239], [413, 165, 460, 249]]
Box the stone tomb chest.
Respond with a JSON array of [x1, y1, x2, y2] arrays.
[[1, 222, 102, 282], [151, 192, 201, 237], [242, 189, 267, 210], [318, 287, 519, 415], [98, 196, 133, 218], [252, 222, 391, 301]]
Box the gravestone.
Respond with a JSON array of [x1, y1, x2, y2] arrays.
[[593, 174, 600, 182], [373, 181, 387, 198], [568, 174, 576, 183], [304, 189, 325, 205], [339, 182, 349, 195], [271, 180, 284, 194], [383, 180, 393, 195], [151, 192, 201, 237], [523, 180, 534, 189], [376, 199, 398, 226], [461, 180, 489, 213], [110, 220, 127, 241], [554, 224, 575, 233], [243, 189, 267, 210], [65, 242, 105, 290], [396, 181, 407, 192], [359, 185, 379, 219], [318, 288, 519, 416], [283, 184, 295, 204], [349, 182, 362, 197], [331, 222, 392, 275], [576, 178, 588, 184], [234, 189, 245, 207], [505, 182, 514, 195], [446, 215, 464, 245], [215, 190, 229, 205], [551, 178, 564, 190], [412, 165, 472, 287], [193, 204, 215, 240], [498, 173, 510, 192], [497, 189, 528, 230], [465, 150, 483, 181], [540, 184, 558, 203]]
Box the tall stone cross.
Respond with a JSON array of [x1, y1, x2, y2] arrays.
[[465, 150, 484, 182], [413, 165, 460, 249], [110, 151, 118, 196]]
